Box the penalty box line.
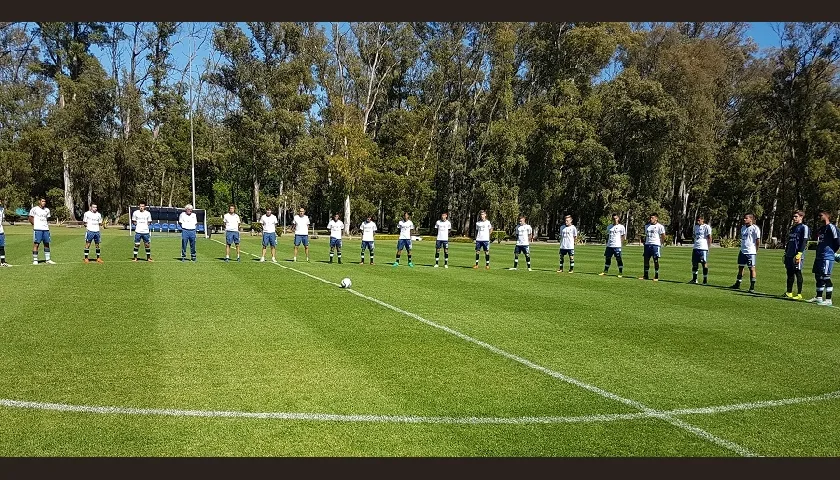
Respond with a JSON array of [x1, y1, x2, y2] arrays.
[[212, 239, 758, 457]]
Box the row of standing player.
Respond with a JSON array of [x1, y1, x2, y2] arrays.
[[4, 201, 836, 307]]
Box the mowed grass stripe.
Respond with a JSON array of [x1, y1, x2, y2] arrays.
[[0, 228, 629, 419]]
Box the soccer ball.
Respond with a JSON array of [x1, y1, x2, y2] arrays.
[[341, 278, 352, 289]]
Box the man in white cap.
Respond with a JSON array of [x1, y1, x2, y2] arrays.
[[179, 204, 198, 262]]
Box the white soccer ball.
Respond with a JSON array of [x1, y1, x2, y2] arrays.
[[341, 278, 352, 289]]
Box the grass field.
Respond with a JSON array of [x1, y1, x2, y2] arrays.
[[0, 224, 838, 457]]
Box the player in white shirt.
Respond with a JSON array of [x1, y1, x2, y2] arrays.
[[731, 213, 761, 292], [29, 198, 55, 265], [509, 216, 533, 271], [600, 213, 626, 277], [557, 215, 578, 273], [259, 208, 279, 262], [292, 207, 311, 262], [0, 199, 8, 266], [640, 213, 666, 281], [223, 205, 241, 262], [326, 213, 344, 264], [434, 212, 452, 268], [473, 210, 493, 269], [393, 212, 415, 268], [689, 215, 713, 285], [131, 202, 153, 262], [83, 204, 105, 264], [359, 215, 377, 264]]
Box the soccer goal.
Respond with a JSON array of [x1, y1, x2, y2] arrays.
[[126, 205, 209, 239]]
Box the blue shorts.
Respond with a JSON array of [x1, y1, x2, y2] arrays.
[[85, 231, 102, 244], [361, 240, 374, 252], [605, 247, 622, 259], [560, 248, 575, 256], [784, 254, 805, 271], [397, 239, 412, 251], [643, 244, 661, 259], [33, 230, 51, 245], [330, 237, 342, 248], [475, 240, 490, 252], [692, 249, 708, 265], [738, 252, 756, 267], [263, 232, 277, 247], [0, 233, 5, 247], [514, 245, 530, 255], [294, 234, 309, 247], [134, 232, 151, 244], [813, 257, 834, 276], [435, 240, 449, 250], [225, 231, 240, 245]]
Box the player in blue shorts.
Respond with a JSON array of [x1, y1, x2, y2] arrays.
[[259, 208, 279, 263], [600, 213, 626, 277], [784, 210, 809, 300], [434, 212, 453, 268], [689, 215, 712, 284], [807, 210, 840, 306], [131, 202, 153, 262], [29, 198, 56, 265], [83, 204, 104, 263], [640, 214, 666, 281], [473, 210, 492, 269], [326, 213, 344, 264], [393, 212, 415, 267], [359, 215, 377, 265], [223, 205, 241, 262], [730, 214, 760, 292]]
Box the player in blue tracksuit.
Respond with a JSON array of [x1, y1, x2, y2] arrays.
[[807, 210, 840, 306], [783, 210, 809, 300]]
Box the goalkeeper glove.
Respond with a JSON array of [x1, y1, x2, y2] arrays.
[[794, 252, 802, 262], [835, 252, 840, 262]]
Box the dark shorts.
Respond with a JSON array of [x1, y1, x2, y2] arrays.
[[134, 232, 151, 244], [397, 239, 412, 251], [514, 245, 530, 255], [85, 231, 101, 244], [605, 247, 622, 258], [813, 257, 834, 276], [34, 230, 51, 244], [225, 231, 240, 245], [784, 254, 804, 271], [738, 252, 756, 267], [0, 233, 5, 247], [475, 240, 490, 252], [330, 237, 342, 248], [692, 249, 708, 265], [263, 232, 277, 247], [361, 240, 375, 252], [560, 248, 575, 256], [294, 234, 309, 247], [643, 244, 661, 259], [435, 240, 449, 250]]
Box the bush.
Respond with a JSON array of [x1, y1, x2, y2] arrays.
[[250, 222, 263, 233], [664, 234, 674, 245], [491, 231, 507, 244], [206, 217, 224, 233], [574, 235, 587, 245], [719, 236, 740, 248], [808, 240, 817, 251], [4, 212, 21, 224], [117, 213, 130, 226]]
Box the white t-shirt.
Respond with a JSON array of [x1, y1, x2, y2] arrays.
[[30, 206, 51, 231], [84, 211, 103, 232], [607, 224, 625, 248], [132, 210, 152, 234], [327, 220, 344, 239], [223, 213, 241, 232], [435, 220, 452, 241], [645, 223, 666, 246], [398, 220, 414, 239], [693, 224, 713, 250], [0, 206, 5, 234], [260, 214, 278, 234], [559, 225, 578, 250], [179, 212, 198, 230], [360, 221, 377, 242], [516, 224, 532, 246], [475, 220, 492, 242], [740, 225, 760, 254], [293, 215, 310, 236]]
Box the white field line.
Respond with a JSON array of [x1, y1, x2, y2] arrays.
[[207, 240, 758, 456], [3, 389, 839, 426]]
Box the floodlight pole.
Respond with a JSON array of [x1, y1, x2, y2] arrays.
[[189, 26, 196, 209]]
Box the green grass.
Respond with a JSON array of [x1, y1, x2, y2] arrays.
[[0, 224, 838, 456]]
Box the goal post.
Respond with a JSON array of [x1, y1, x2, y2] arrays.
[[126, 205, 209, 239]]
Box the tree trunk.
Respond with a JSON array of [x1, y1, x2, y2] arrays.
[[87, 183, 93, 209], [344, 194, 351, 235], [253, 173, 261, 222], [767, 180, 781, 243], [159, 171, 166, 206], [168, 178, 175, 207], [58, 92, 77, 221]]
